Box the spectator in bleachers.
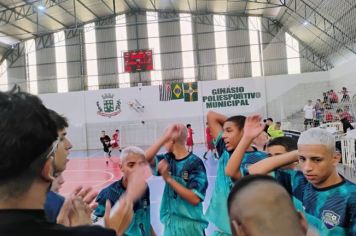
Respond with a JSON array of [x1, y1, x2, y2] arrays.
[[330, 90, 339, 104], [341, 106, 353, 123], [303, 100, 315, 130], [336, 108, 354, 133], [340, 87, 350, 102]]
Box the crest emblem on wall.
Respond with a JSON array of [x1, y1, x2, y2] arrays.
[[96, 93, 121, 118]]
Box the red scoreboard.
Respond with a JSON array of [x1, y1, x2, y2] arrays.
[[124, 50, 153, 73]]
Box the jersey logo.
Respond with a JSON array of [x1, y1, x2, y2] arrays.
[[322, 210, 340, 229], [182, 171, 189, 181]]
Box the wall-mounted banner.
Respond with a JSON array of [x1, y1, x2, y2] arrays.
[[202, 86, 262, 109], [159, 82, 198, 102], [96, 93, 121, 118]]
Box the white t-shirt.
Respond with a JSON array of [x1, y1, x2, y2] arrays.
[[303, 105, 315, 119]]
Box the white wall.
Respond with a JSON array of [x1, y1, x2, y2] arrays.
[[329, 57, 356, 92], [40, 72, 330, 150]]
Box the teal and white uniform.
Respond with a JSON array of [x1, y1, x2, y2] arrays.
[[154, 152, 208, 236], [205, 132, 267, 236], [93, 178, 151, 236], [275, 170, 356, 236]]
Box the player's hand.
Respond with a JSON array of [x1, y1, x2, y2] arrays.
[[56, 186, 98, 226], [163, 124, 182, 142], [104, 198, 133, 236], [243, 115, 266, 140], [126, 163, 151, 203], [158, 159, 171, 181]]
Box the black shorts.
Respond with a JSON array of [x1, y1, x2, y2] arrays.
[[304, 119, 313, 125]]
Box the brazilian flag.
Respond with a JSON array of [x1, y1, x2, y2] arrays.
[[171, 82, 183, 100], [183, 82, 198, 102]]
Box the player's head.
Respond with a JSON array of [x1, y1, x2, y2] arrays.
[[275, 122, 281, 130], [222, 115, 246, 151], [267, 136, 298, 169], [101, 130, 105, 135], [297, 128, 340, 188], [307, 100, 312, 105], [115, 129, 119, 133], [0, 87, 58, 202], [265, 118, 273, 125], [120, 146, 147, 179], [228, 175, 307, 236], [164, 124, 187, 152], [186, 124, 191, 128], [48, 109, 72, 173]]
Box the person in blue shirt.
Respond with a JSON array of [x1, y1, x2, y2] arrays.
[[44, 109, 72, 223], [240, 117, 356, 236], [145, 123, 208, 236], [205, 111, 267, 236], [93, 146, 153, 236], [44, 172, 65, 222]]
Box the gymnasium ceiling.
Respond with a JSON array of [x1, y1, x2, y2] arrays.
[[0, 0, 355, 67]]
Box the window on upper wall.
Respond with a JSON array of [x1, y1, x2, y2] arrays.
[[0, 60, 8, 92], [116, 14, 130, 88], [84, 22, 99, 90], [179, 13, 195, 82], [248, 16, 264, 77], [214, 15, 229, 80], [147, 12, 162, 85], [285, 32, 301, 74], [25, 39, 38, 94], [54, 31, 68, 93]]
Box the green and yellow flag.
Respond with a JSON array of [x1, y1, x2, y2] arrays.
[[183, 82, 198, 102], [171, 82, 184, 100]]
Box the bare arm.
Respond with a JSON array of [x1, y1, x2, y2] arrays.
[[145, 124, 180, 165], [225, 137, 252, 180], [207, 110, 227, 139], [248, 150, 299, 175]]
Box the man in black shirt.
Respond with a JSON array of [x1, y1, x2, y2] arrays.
[[0, 87, 139, 236]]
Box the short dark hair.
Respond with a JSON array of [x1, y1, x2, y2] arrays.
[[228, 175, 277, 212], [0, 87, 57, 198], [187, 124, 191, 128], [116, 129, 119, 132], [225, 115, 246, 130], [267, 136, 297, 152], [48, 109, 68, 131]]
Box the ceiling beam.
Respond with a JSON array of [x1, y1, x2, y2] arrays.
[[76, 0, 99, 18]]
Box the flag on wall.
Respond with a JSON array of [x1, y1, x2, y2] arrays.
[[159, 83, 172, 101], [183, 82, 198, 102], [171, 82, 184, 100]]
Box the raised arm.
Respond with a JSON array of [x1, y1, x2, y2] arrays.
[[225, 115, 265, 180], [248, 150, 299, 175], [207, 110, 227, 139], [145, 124, 180, 164]]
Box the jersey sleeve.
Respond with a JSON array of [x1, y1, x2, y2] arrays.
[[213, 131, 225, 157], [273, 169, 296, 195], [152, 154, 168, 176], [94, 187, 109, 217], [187, 159, 208, 201]]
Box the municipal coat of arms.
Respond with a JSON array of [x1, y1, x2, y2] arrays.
[[96, 93, 121, 118]]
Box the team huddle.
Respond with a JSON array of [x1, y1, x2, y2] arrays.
[[0, 88, 355, 236]]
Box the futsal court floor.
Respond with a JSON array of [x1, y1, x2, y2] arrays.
[[61, 144, 356, 236]]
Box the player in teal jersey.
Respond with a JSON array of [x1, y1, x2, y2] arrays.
[[205, 111, 267, 236], [93, 146, 154, 236], [145, 124, 208, 236], [243, 118, 356, 236]]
